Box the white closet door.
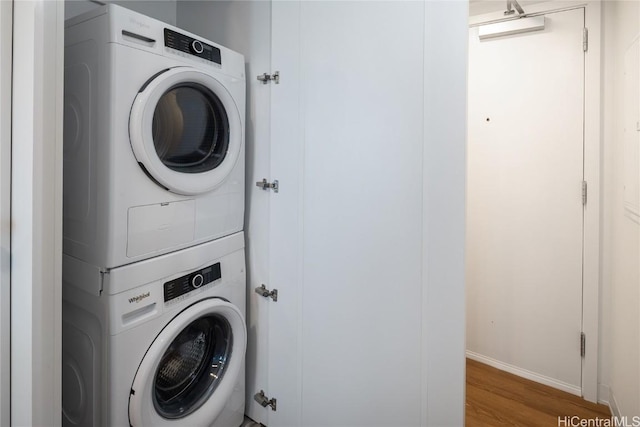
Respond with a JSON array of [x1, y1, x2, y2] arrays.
[[467, 8, 585, 393], [269, 1, 426, 426]]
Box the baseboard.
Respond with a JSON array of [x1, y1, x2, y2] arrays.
[[598, 384, 610, 406], [466, 351, 582, 396], [608, 388, 621, 417]]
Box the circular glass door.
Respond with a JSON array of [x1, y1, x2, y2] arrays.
[[152, 84, 229, 174], [130, 67, 243, 195], [153, 314, 232, 419], [129, 299, 246, 427]]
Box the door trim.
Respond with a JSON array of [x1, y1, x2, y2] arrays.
[[469, 0, 602, 403], [0, 1, 11, 425], [11, 1, 64, 425]]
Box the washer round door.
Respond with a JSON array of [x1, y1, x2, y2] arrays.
[[129, 66, 243, 195], [129, 298, 246, 426]]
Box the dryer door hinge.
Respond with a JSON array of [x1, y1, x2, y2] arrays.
[[254, 390, 277, 411], [580, 332, 586, 358], [255, 284, 278, 302], [583, 28, 588, 52], [257, 71, 280, 84], [582, 181, 588, 206]]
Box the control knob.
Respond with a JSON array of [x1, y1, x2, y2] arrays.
[[191, 273, 204, 289], [191, 40, 204, 54]]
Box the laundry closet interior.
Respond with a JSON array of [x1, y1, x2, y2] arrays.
[[57, 1, 466, 426]]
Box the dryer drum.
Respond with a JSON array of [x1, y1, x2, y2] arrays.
[[153, 315, 233, 419], [151, 83, 230, 174], [128, 66, 244, 196]]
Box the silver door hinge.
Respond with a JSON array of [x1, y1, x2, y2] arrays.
[[256, 178, 279, 193], [255, 284, 278, 302], [257, 71, 280, 84], [254, 390, 277, 411], [582, 181, 588, 206], [583, 28, 588, 52], [580, 332, 586, 357]]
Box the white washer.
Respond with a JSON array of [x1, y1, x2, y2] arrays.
[[63, 4, 245, 269], [62, 232, 246, 427]]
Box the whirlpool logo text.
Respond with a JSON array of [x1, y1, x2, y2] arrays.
[[128, 292, 150, 304]]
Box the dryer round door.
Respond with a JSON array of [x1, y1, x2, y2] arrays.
[[130, 67, 243, 195], [129, 298, 246, 427]]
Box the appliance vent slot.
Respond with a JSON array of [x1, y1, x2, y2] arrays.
[[122, 303, 157, 326], [122, 30, 156, 46]]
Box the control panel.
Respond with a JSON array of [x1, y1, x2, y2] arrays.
[[164, 28, 221, 65], [163, 262, 222, 303]]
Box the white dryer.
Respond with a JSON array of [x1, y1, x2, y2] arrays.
[[64, 4, 245, 269], [62, 232, 247, 427]]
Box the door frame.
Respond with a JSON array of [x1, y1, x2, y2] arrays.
[[0, 1, 12, 425], [469, 0, 601, 403], [11, 1, 64, 425]]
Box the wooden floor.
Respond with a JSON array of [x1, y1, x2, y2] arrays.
[[467, 359, 611, 426]]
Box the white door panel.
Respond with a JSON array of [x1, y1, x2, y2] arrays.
[[269, 1, 426, 426], [298, 2, 424, 426], [467, 7, 585, 391]]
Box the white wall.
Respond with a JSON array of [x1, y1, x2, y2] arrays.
[[65, 0, 177, 24], [601, 0, 640, 416]]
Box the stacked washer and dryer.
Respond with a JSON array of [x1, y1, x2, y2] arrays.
[[62, 5, 247, 427]]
